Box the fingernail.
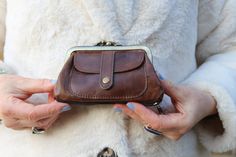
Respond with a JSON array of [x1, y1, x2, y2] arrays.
[[50, 79, 57, 85], [60, 106, 71, 113], [127, 102, 135, 111], [159, 74, 164, 80], [114, 107, 122, 112]]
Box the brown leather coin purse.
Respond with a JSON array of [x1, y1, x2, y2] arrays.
[[54, 42, 164, 106]]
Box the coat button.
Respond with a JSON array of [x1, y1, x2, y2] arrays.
[[97, 147, 118, 157]]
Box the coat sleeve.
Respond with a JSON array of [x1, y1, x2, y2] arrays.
[[0, 0, 14, 74], [182, 0, 236, 153]]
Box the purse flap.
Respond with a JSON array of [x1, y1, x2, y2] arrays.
[[73, 50, 145, 74]]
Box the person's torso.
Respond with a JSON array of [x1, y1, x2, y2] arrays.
[[4, 0, 198, 82], [0, 0, 207, 157]]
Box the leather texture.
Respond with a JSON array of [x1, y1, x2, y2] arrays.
[[54, 48, 164, 105]]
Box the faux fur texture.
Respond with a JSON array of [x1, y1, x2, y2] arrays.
[[183, 51, 236, 153], [0, 0, 5, 54], [0, 0, 236, 156]]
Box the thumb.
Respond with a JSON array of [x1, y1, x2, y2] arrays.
[[17, 78, 55, 94], [160, 80, 182, 100]]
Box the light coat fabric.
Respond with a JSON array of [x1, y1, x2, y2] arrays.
[[0, 0, 236, 156]]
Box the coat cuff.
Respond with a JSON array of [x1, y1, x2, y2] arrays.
[[182, 54, 236, 152], [187, 81, 236, 153]]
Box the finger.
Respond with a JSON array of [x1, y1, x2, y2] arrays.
[[35, 114, 59, 130], [48, 80, 57, 103], [48, 92, 55, 103], [114, 104, 145, 123], [1, 97, 70, 122], [43, 115, 59, 130], [126, 102, 160, 125], [160, 80, 183, 100], [11, 126, 28, 130], [0, 97, 34, 119], [2, 117, 27, 130], [11, 114, 59, 130], [16, 116, 54, 129], [125, 102, 184, 131], [27, 101, 71, 121], [17, 78, 55, 94], [162, 131, 183, 141]]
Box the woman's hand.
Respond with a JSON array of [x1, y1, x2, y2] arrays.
[[114, 79, 217, 140], [0, 75, 71, 130]]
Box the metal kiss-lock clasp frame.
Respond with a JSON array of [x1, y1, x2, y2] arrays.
[[66, 42, 153, 63]]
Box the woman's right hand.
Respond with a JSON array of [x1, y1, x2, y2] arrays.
[[0, 75, 71, 130]]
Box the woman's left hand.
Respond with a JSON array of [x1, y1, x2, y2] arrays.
[[114, 79, 217, 140]]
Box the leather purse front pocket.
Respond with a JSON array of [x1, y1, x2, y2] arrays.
[[68, 49, 147, 103]]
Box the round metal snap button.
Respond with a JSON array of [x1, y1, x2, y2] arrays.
[[102, 77, 110, 84], [97, 147, 117, 157]]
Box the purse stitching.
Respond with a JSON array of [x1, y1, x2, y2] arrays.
[[68, 62, 148, 99]]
